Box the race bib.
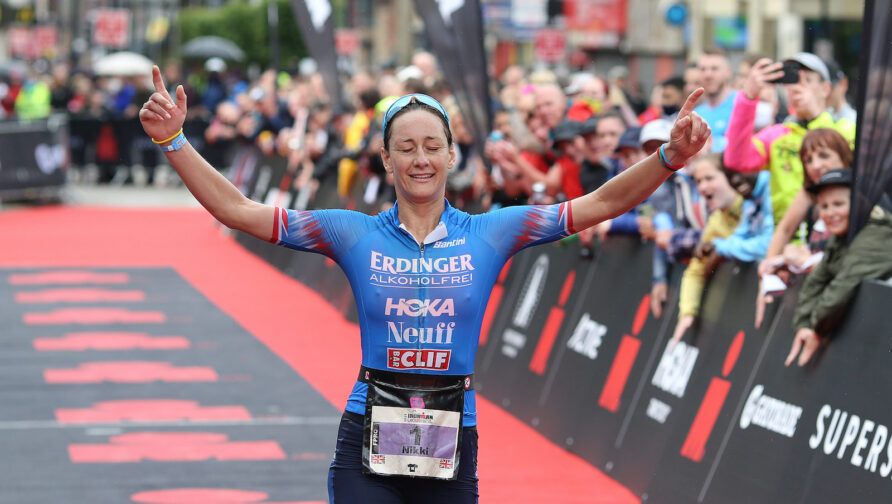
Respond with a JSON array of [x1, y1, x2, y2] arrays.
[[361, 368, 468, 480]]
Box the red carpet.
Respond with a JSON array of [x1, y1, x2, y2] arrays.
[[0, 205, 638, 503]]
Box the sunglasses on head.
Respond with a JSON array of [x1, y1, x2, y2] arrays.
[[382, 93, 450, 135]]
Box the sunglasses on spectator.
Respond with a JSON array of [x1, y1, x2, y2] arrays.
[[382, 94, 450, 136]]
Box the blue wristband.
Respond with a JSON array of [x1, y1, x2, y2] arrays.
[[158, 130, 188, 152], [659, 144, 684, 171]]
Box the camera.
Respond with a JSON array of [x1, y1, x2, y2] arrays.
[[766, 61, 802, 84]]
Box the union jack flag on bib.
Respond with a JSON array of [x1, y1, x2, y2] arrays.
[[439, 459, 453, 469]]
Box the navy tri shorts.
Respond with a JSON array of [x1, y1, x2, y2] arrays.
[[328, 411, 479, 504]]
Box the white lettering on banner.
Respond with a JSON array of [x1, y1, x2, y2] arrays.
[[305, 0, 332, 31], [386, 321, 455, 344], [512, 254, 549, 329], [808, 404, 892, 479], [739, 385, 803, 438], [647, 398, 672, 424], [35, 144, 66, 174], [385, 298, 455, 317], [651, 341, 699, 398], [501, 328, 526, 358], [252, 166, 273, 202], [566, 313, 607, 360], [388, 348, 451, 370], [437, 0, 465, 23], [433, 237, 466, 248]]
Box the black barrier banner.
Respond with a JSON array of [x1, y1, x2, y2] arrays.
[[412, 0, 492, 163], [288, 0, 344, 112], [0, 116, 67, 200], [626, 263, 778, 502], [67, 117, 211, 175], [850, 0, 892, 240]]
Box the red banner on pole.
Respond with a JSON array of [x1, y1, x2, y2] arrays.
[[92, 8, 131, 48], [7, 27, 35, 59], [534, 29, 566, 63], [334, 29, 361, 56], [564, 0, 626, 48]]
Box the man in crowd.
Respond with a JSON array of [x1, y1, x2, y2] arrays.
[[825, 59, 857, 123], [694, 48, 737, 152], [534, 82, 568, 132], [659, 76, 686, 120]]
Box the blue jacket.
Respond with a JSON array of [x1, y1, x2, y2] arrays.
[[712, 171, 774, 262]]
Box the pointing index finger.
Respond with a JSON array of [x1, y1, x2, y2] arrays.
[[679, 87, 704, 118], [152, 66, 171, 100]]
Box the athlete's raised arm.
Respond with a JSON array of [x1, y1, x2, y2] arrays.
[[569, 88, 711, 231], [139, 65, 274, 240]]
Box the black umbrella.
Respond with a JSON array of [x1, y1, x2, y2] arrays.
[[181, 36, 246, 62]]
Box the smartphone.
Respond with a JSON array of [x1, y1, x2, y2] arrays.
[[766, 61, 802, 84]]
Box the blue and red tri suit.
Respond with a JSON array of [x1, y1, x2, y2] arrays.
[[270, 199, 575, 426]]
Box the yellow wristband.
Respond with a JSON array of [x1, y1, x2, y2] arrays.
[[151, 128, 183, 145]]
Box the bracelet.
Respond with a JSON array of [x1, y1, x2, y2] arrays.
[[157, 130, 188, 152], [659, 144, 685, 171], [151, 128, 183, 145]]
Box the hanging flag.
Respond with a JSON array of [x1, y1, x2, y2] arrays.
[[850, 0, 892, 239], [288, 0, 344, 112], [412, 0, 492, 163]]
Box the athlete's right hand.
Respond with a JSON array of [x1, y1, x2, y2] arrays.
[[139, 65, 187, 143]]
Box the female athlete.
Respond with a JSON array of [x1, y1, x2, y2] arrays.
[[139, 66, 710, 503]]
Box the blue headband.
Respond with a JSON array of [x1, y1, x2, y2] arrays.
[[381, 93, 450, 137]]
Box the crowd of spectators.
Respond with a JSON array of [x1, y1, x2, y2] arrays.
[[6, 46, 892, 366]]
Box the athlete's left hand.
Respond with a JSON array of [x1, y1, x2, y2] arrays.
[[663, 88, 711, 166]]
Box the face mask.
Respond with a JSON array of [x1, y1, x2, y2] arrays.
[[662, 104, 680, 116], [754, 101, 775, 131]]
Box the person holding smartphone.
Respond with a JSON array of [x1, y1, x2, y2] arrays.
[[722, 52, 855, 227]]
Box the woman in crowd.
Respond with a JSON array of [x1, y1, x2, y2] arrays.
[[672, 154, 773, 344], [754, 128, 853, 328], [786, 169, 892, 366]]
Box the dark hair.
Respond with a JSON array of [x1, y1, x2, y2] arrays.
[[695, 153, 730, 180], [383, 100, 453, 151], [661, 76, 685, 92], [359, 89, 381, 110], [799, 128, 854, 187], [597, 110, 627, 128], [403, 77, 429, 95], [707, 155, 758, 199]]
